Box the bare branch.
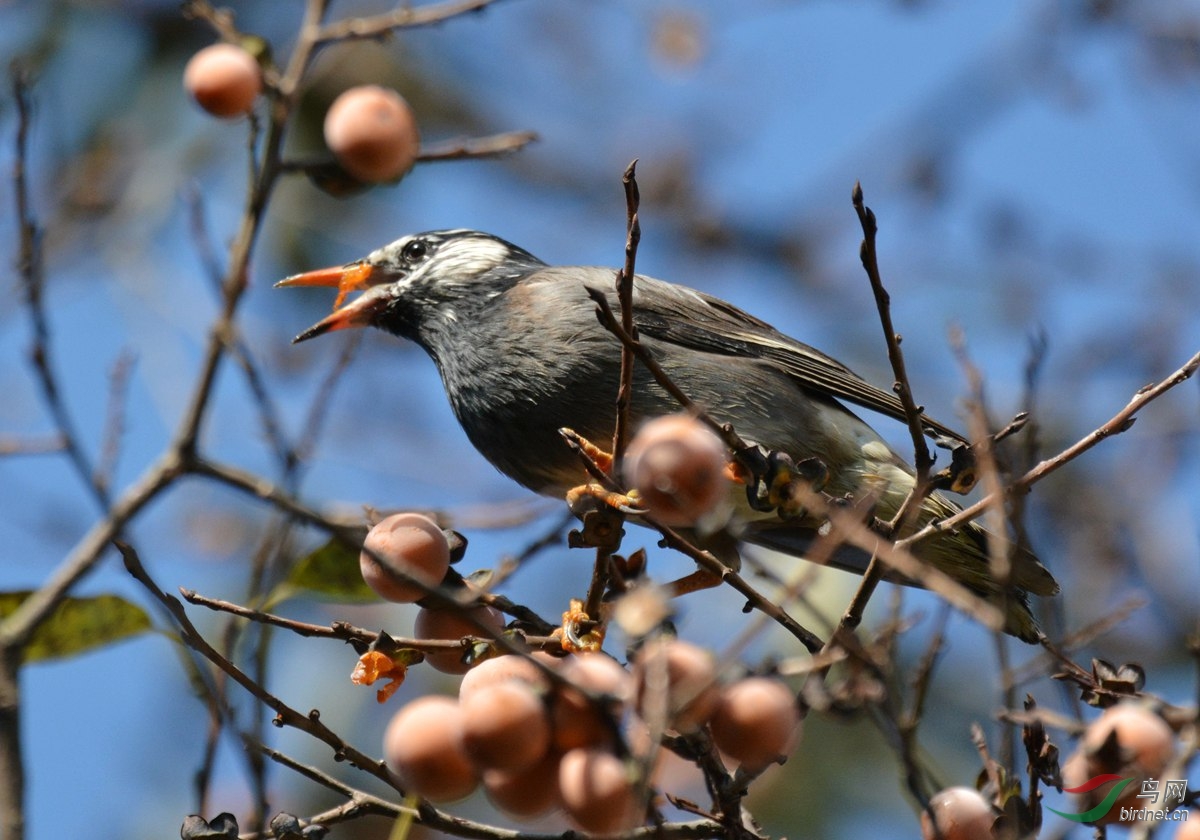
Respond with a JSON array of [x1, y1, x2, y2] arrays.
[[313, 0, 509, 44], [416, 130, 539, 162], [94, 351, 136, 499], [0, 435, 66, 457], [900, 348, 1200, 550], [611, 158, 642, 462], [853, 182, 936, 484], [119, 543, 397, 789], [11, 65, 110, 512]]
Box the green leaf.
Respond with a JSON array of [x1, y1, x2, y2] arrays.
[[268, 534, 376, 607], [0, 591, 152, 663]]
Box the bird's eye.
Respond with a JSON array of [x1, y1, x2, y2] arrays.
[[401, 240, 427, 262]]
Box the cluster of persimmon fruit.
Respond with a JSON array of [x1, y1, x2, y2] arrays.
[[350, 415, 801, 832], [358, 508, 799, 832]]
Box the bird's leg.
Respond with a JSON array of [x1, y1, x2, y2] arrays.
[[657, 529, 742, 599], [556, 428, 642, 654], [557, 504, 623, 653], [565, 428, 616, 474], [665, 569, 724, 598]]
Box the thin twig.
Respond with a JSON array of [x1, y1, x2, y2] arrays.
[[479, 511, 571, 591], [11, 67, 110, 512], [253, 732, 724, 840], [588, 289, 766, 480], [250, 740, 412, 827], [906, 606, 949, 726], [416, 130, 539, 161], [94, 351, 136, 499], [611, 158, 642, 462], [313, 0, 507, 43], [852, 182, 935, 484], [900, 348, 1200, 551], [185, 187, 298, 473], [580, 162, 643, 623], [847, 184, 938, 651], [563, 434, 826, 653], [1007, 594, 1149, 689], [0, 435, 66, 456], [119, 542, 397, 788], [282, 131, 539, 177], [950, 327, 1013, 587], [182, 588, 558, 656], [948, 328, 1021, 772], [789, 484, 1008, 635], [821, 489, 887, 639], [0, 457, 185, 653]]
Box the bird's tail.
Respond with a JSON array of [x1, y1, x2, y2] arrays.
[[743, 498, 1057, 644]]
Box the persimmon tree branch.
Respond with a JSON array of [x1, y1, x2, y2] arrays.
[[900, 348, 1200, 552]]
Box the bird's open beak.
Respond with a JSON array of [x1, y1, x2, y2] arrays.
[[276, 261, 388, 343]]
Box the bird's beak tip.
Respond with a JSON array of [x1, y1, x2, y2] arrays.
[[279, 261, 382, 343], [275, 265, 349, 289], [292, 317, 340, 344], [291, 328, 317, 345]]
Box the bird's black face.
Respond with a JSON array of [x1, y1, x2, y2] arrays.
[[277, 230, 544, 343]]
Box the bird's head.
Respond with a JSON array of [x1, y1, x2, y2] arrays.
[[277, 229, 545, 344]]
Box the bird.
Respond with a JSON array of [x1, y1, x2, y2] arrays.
[[278, 229, 1058, 642]]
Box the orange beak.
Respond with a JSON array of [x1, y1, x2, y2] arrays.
[[276, 262, 388, 343]]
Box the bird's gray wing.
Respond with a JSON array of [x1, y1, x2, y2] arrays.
[[612, 274, 967, 444]]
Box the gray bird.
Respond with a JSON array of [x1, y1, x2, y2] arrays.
[[279, 229, 1058, 642]]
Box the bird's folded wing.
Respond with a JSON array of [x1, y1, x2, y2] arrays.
[[621, 276, 967, 444]]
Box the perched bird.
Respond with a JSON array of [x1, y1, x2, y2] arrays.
[[279, 229, 1058, 641]]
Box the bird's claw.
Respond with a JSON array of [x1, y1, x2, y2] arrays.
[[566, 483, 646, 518], [931, 436, 979, 494], [929, 414, 1031, 496], [553, 599, 605, 653], [560, 429, 648, 516], [743, 448, 830, 519]]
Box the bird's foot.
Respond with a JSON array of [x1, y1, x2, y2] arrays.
[[559, 428, 648, 517], [927, 413, 1032, 496], [737, 447, 831, 518], [552, 598, 606, 653], [566, 504, 627, 558], [565, 483, 646, 518], [932, 436, 979, 494]]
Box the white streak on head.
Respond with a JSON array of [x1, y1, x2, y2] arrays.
[[423, 236, 514, 285]]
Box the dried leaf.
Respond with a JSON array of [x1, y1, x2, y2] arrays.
[[351, 648, 411, 703], [1091, 658, 1145, 694], [181, 813, 238, 840]]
